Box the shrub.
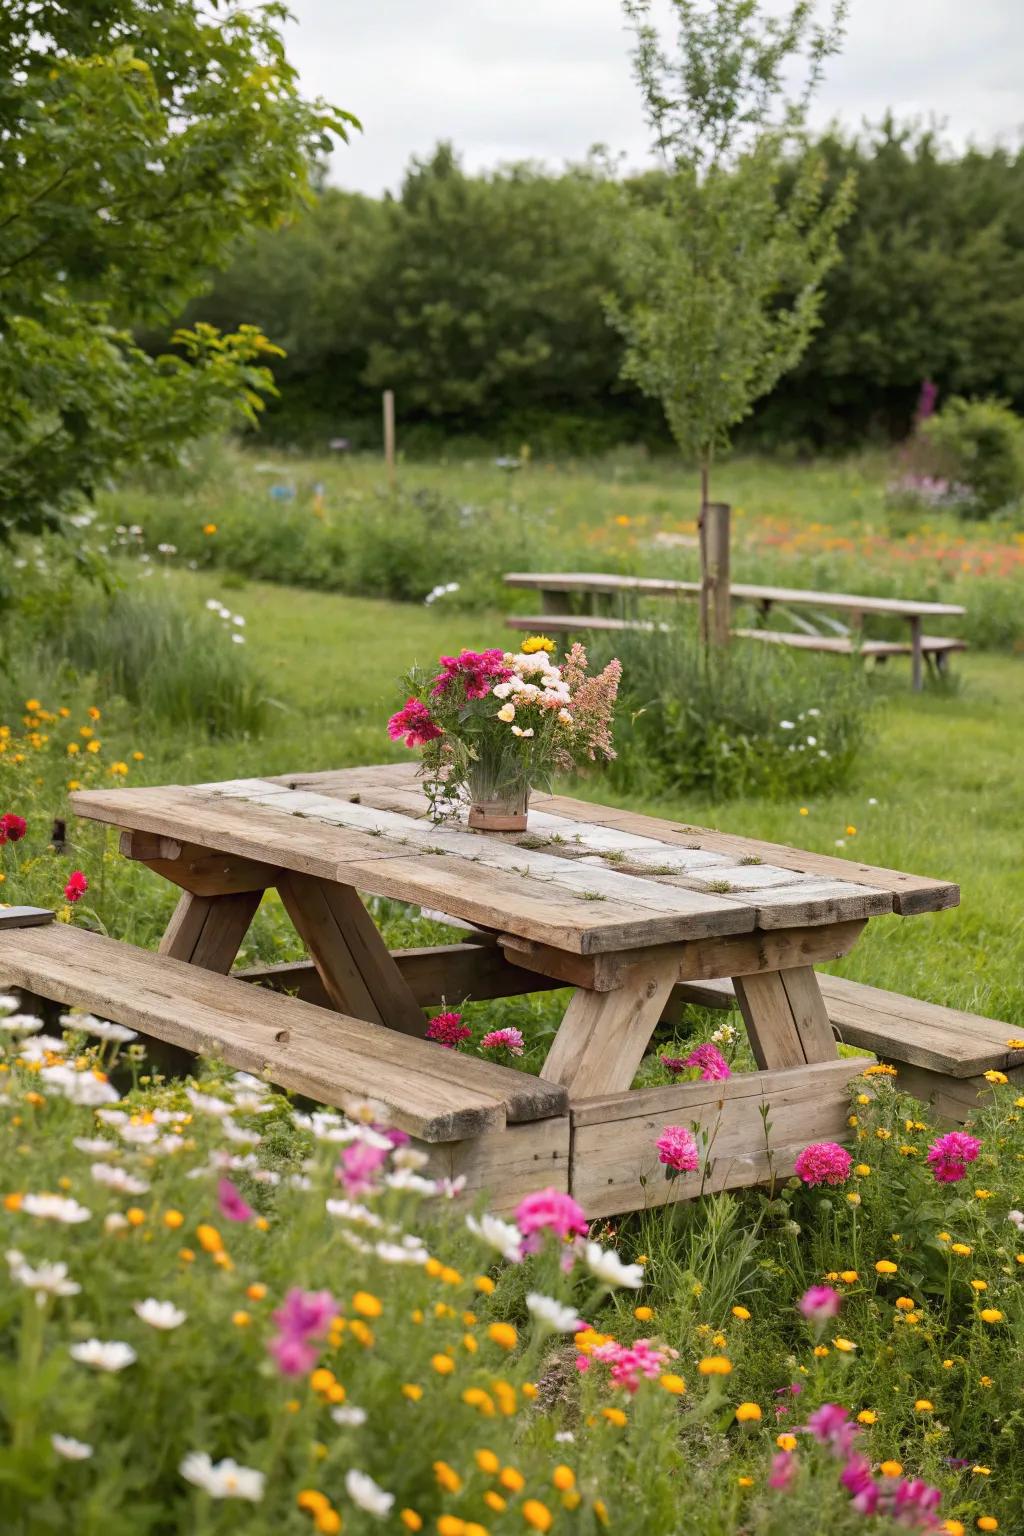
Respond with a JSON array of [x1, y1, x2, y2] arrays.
[[598, 620, 870, 801], [921, 397, 1024, 519]]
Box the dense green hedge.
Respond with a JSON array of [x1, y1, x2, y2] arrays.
[[183, 125, 1024, 452]]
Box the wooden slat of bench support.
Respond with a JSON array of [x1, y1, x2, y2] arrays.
[[418, 1117, 571, 1215], [0, 907, 55, 929], [736, 629, 967, 657], [0, 927, 569, 1141], [571, 1057, 864, 1217], [673, 972, 1024, 1078], [531, 792, 958, 917], [236, 943, 567, 1010]]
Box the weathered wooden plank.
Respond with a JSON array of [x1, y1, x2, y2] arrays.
[[531, 793, 957, 917], [541, 951, 683, 1096], [125, 837, 277, 897], [158, 890, 263, 973], [734, 971, 810, 1070], [780, 965, 839, 1062], [0, 927, 569, 1139], [278, 874, 426, 1037], [571, 1059, 865, 1217], [886, 1062, 1024, 1125], [237, 943, 567, 1010], [0, 907, 56, 929], [418, 1117, 571, 1215], [675, 920, 867, 980]]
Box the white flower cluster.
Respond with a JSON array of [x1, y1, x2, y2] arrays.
[[205, 598, 247, 644], [492, 650, 573, 739], [424, 581, 460, 605]]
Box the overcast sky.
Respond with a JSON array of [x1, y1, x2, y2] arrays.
[[282, 0, 1024, 195]]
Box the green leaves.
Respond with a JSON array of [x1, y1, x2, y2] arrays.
[[609, 0, 854, 479], [0, 1, 357, 542]]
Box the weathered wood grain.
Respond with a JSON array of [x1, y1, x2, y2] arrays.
[[0, 926, 568, 1140], [158, 890, 263, 973], [571, 1058, 864, 1217], [541, 950, 683, 1096], [418, 1117, 571, 1214]]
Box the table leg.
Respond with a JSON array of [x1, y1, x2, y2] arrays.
[[733, 965, 837, 1069], [278, 873, 425, 1037], [158, 890, 263, 972], [541, 952, 682, 1097], [909, 615, 923, 693]]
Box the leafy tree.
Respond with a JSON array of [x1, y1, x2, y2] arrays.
[[607, 0, 854, 499], [0, 0, 355, 539]]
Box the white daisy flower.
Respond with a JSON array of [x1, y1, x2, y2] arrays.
[[72, 1137, 114, 1157], [555, 1431, 575, 1444], [344, 1469, 394, 1519], [104, 1213, 129, 1233], [510, 725, 534, 738], [0, 1013, 44, 1035], [384, 1170, 437, 1195], [22, 1194, 91, 1224], [466, 1212, 523, 1263], [117, 1121, 160, 1146], [134, 1298, 187, 1330], [6, 1250, 80, 1303], [185, 1088, 233, 1117], [375, 1240, 428, 1266], [180, 1451, 265, 1501], [52, 1434, 93, 1460], [325, 1199, 384, 1228], [70, 1339, 136, 1372], [435, 1176, 467, 1199], [0, 993, 20, 1014], [40, 1066, 121, 1106], [59, 1013, 137, 1043], [584, 1241, 645, 1290], [96, 1109, 129, 1127], [526, 1292, 583, 1333], [18, 1035, 69, 1062], [331, 1405, 368, 1427], [91, 1163, 149, 1195], [779, 720, 795, 730], [391, 1146, 430, 1172]]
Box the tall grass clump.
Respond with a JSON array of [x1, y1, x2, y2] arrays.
[[600, 621, 871, 801], [33, 585, 267, 738]]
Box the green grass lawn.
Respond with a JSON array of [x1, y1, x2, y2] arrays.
[[136, 567, 1023, 1028]]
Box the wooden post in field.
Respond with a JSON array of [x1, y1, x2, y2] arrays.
[[699, 501, 731, 647], [382, 390, 396, 487]]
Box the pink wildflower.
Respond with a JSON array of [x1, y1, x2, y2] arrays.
[[656, 1124, 699, 1174], [793, 1141, 852, 1187], [480, 1027, 524, 1056], [217, 1178, 255, 1224], [926, 1130, 981, 1184], [64, 870, 88, 903], [769, 1451, 797, 1491], [592, 1338, 671, 1394], [798, 1285, 842, 1323], [803, 1404, 858, 1460], [268, 1286, 336, 1377], [0, 813, 27, 843], [682, 1043, 731, 1081], [387, 697, 442, 749], [892, 1478, 942, 1521], [515, 1187, 588, 1243], [426, 1011, 472, 1049], [337, 1140, 389, 1198], [840, 1456, 878, 1515]]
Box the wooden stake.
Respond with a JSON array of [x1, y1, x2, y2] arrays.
[[382, 390, 396, 487], [699, 501, 731, 647]]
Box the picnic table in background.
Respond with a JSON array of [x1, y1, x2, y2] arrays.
[[504, 571, 967, 691], [17, 762, 961, 1215]]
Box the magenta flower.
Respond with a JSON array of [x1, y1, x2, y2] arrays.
[[840, 1455, 878, 1514], [268, 1331, 319, 1376], [515, 1187, 588, 1243], [338, 1139, 390, 1197], [793, 1141, 852, 1187], [217, 1177, 255, 1224], [592, 1338, 671, 1394], [803, 1404, 857, 1459], [655, 1124, 699, 1175], [659, 1043, 731, 1080], [267, 1286, 336, 1377], [387, 697, 443, 748], [430, 649, 512, 700], [798, 1284, 842, 1323], [426, 1011, 472, 1049], [926, 1130, 981, 1184], [769, 1451, 797, 1491], [480, 1027, 525, 1056]]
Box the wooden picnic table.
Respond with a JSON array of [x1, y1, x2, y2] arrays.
[[505, 571, 967, 691], [68, 763, 958, 1213]]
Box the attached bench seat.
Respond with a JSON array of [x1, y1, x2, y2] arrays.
[[675, 972, 1023, 1120], [0, 924, 567, 1143], [735, 630, 967, 661]]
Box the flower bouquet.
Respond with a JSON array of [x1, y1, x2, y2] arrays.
[[387, 635, 621, 830]]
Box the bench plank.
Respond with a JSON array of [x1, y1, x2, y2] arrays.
[[0, 927, 568, 1140]]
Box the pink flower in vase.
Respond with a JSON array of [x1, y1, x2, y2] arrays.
[[387, 697, 442, 748], [431, 649, 511, 700]]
